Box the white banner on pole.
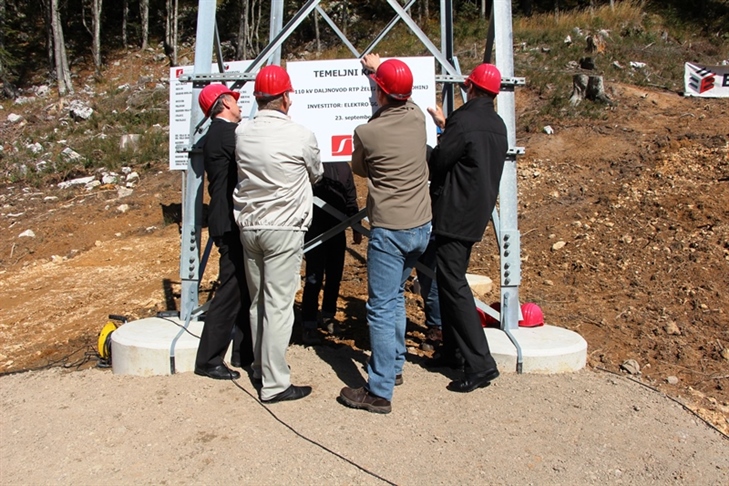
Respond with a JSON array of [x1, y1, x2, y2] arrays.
[[286, 57, 438, 162], [168, 61, 255, 170], [684, 62, 729, 98]]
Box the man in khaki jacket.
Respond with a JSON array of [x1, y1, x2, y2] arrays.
[[234, 65, 323, 404], [338, 55, 431, 414]]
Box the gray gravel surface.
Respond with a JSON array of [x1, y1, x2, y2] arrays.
[[2, 344, 727, 485]]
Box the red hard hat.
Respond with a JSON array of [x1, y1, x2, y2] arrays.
[[370, 59, 413, 100], [465, 63, 501, 96], [198, 84, 240, 117], [478, 302, 501, 328], [519, 302, 544, 327], [254, 65, 293, 99]]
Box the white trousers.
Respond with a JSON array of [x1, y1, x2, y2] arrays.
[[240, 229, 304, 400]]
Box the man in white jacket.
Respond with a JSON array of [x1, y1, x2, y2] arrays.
[[233, 65, 323, 403]]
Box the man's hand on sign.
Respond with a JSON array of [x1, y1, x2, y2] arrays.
[[352, 230, 363, 245], [427, 105, 446, 130], [361, 53, 381, 74]]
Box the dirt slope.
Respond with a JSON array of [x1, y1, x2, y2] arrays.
[[0, 76, 727, 443]]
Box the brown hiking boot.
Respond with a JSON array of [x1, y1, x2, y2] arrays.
[[425, 326, 443, 342], [338, 386, 392, 414], [421, 326, 443, 351]]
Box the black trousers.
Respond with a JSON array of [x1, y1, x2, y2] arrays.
[[301, 230, 346, 327], [435, 234, 497, 374], [195, 231, 253, 367]]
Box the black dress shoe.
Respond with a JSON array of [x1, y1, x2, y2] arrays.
[[447, 368, 500, 393], [261, 385, 312, 403], [194, 364, 241, 380]]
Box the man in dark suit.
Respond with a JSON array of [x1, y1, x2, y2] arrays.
[[194, 84, 253, 380], [427, 63, 508, 392]]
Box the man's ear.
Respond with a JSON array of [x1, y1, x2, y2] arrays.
[[221, 94, 233, 109]]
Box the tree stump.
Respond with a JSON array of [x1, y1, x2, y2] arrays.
[[587, 75, 612, 104], [570, 74, 589, 106], [570, 74, 611, 106]]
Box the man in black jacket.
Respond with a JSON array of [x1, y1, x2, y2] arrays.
[[193, 84, 252, 380], [426, 64, 508, 392], [301, 161, 361, 345]]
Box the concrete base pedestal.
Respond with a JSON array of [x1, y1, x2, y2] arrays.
[[110, 318, 586, 376], [111, 317, 215, 376], [485, 324, 587, 373]]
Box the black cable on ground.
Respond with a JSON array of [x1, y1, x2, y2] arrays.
[[230, 379, 398, 486], [156, 316, 201, 339], [0, 343, 99, 377], [595, 366, 729, 441]]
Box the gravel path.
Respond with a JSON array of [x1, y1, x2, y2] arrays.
[[2, 344, 727, 485]]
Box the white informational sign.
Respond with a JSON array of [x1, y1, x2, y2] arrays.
[[684, 62, 729, 98], [287, 57, 438, 162], [168, 61, 255, 170]]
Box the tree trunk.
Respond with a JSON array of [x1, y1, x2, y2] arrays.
[[0, 0, 12, 98], [237, 0, 249, 59], [314, 8, 320, 53], [164, 0, 178, 65], [173, 0, 178, 64], [610, 0, 615, 10], [50, 0, 73, 95], [140, 0, 149, 49], [91, 0, 102, 76], [0, 0, 5, 83], [41, 0, 54, 75], [254, 0, 262, 53], [122, 0, 128, 47]]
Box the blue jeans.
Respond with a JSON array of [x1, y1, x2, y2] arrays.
[[366, 222, 431, 400], [416, 233, 441, 329]]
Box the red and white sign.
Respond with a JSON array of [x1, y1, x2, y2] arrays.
[[287, 57, 438, 162], [684, 62, 729, 98], [331, 135, 353, 156]]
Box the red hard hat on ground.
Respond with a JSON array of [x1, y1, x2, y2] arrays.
[[478, 302, 501, 328], [465, 63, 502, 96], [198, 84, 240, 117], [254, 65, 294, 99], [370, 59, 413, 100], [519, 302, 544, 327]]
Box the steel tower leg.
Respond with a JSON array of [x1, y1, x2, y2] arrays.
[[269, 0, 284, 65], [493, 0, 522, 333], [179, 0, 216, 322], [440, 0, 454, 114]]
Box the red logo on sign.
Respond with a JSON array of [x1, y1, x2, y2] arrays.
[[175, 68, 184, 78], [332, 135, 353, 156]]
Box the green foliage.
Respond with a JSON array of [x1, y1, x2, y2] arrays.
[[508, 2, 728, 120], [0, 86, 169, 186], [2, 0, 729, 188]]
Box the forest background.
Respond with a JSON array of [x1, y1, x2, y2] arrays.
[[1, 1, 728, 101]]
